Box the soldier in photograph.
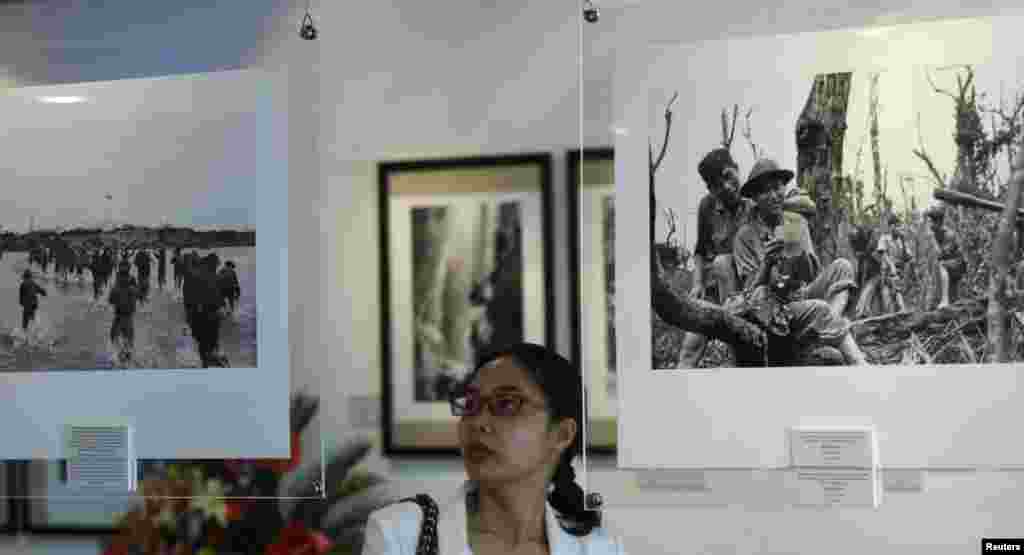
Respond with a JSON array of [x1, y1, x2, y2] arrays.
[[18, 269, 47, 331], [134, 247, 152, 304], [675, 148, 752, 368], [925, 206, 966, 309], [729, 158, 869, 365], [156, 246, 167, 291], [218, 260, 241, 313], [192, 253, 227, 367], [108, 267, 139, 360]]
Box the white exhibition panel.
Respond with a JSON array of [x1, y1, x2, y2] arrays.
[[0, 68, 290, 459], [613, 12, 1024, 469]]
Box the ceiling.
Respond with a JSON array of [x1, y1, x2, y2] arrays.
[[0, 0, 285, 86], [3, 1, 1021, 88], [3, 1, 1023, 159]]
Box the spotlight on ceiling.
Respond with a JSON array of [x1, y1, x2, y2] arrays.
[[37, 96, 87, 104]]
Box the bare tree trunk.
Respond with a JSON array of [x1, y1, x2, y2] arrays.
[[650, 278, 766, 365], [796, 72, 852, 263], [988, 146, 1024, 362], [869, 73, 883, 213]]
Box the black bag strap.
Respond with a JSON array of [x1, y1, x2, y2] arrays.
[[399, 494, 439, 555]]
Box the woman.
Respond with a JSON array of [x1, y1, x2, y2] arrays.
[[362, 343, 626, 554]]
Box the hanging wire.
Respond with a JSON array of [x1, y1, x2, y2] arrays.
[[577, 0, 590, 510]]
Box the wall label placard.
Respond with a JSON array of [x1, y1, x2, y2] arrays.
[[789, 427, 877, 468]]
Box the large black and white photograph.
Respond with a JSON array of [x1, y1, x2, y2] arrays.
[[613, 13, 1024, 470], [410, 201, 523, 402], [1, 226, 255, 371], [381, 154, 553, 453], [0, 77, 260, 373], [645, 43, 1024, 371]]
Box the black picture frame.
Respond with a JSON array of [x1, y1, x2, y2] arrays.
[[20, 460, 120, 535], [2, 462, 20, 535], [380, 153, 555, 456], [568, 148, 616, 455], [0, 460, 118, 536]]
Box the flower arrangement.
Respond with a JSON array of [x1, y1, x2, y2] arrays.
[[101, 392, 397, 555]]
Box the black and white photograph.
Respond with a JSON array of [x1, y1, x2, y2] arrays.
[[613, 13, 1024, 470], [645, 43, 1024, 370], [0, 77, 261, 373], [381, 154, 553, 454], [0, 225, 256, 371], [410, 201, 523, 402]]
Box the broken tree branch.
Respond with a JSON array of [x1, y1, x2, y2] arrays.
[[729, 104, 739, 150], [933, 188, 1024, 219], [653, 92, 678, 173], [851, 294, 1024, 364], [914, 112, 946, 187], [743, 106, 761, 161]]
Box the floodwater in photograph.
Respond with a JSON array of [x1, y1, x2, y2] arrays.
[[0, 247, 257, 371]]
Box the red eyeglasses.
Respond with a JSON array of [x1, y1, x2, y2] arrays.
[[449, 386, 546, 418]]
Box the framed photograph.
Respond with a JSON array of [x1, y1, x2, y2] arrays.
[[380, 154, 554, 455], [568, 148, 616, 453], [615, 13, 1024, 468]]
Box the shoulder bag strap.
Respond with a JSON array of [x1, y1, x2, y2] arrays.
[[398, 494, 439, 555]]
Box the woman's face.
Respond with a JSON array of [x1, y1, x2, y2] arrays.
[[456, 356, 575, 485]]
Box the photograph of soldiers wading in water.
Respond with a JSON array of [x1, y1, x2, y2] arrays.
[[0, 69, 272, 373], [648, 57, 1024, 368], [0, 229, 256, 371]]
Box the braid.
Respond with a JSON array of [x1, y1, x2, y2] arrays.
[[547, 453, 601, 536]]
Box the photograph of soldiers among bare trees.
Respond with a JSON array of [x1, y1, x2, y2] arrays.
[[0, 72, 262, 372], [410, 201, 524, 401], [649, 55, 1024, 369]]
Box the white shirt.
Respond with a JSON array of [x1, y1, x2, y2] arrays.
[[361, 480, 627, 555]]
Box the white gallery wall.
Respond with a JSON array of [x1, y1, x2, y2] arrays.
[[4, 0, 1024, 553], [254, 1, 1024, 553]]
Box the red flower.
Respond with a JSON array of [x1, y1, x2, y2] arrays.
[[265, 521, 333, 555]]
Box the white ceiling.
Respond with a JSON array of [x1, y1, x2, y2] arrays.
[[0, 0, 284, 86], [4, 1, 1023, 160]]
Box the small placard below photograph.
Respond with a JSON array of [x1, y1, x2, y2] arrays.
[[64, 424, 135, 492], [786, 468, 880, 508], [789, 426, 877, 468]]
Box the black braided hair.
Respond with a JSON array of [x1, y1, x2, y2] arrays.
[[467, 343, 601, 536]]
